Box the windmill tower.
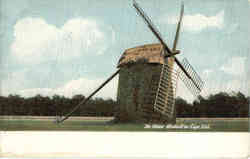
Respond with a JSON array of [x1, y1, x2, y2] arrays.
[[114, 44, 178, 123], [57, 1, 204, 124]]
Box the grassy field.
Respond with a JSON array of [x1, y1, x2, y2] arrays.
[[0, 116, 248, 132]]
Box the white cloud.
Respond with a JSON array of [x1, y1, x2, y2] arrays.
[[198, 60, 249, 98], [176, 80, 195, 103], [16, 76, 119, 100], [200, 78, 249, 98], [220, 56, 246, 76], [176, 75, 249, 101], [1, 69, 29, 96], [176, 62, 249, 102], [11, 17, 113, 64], [163, 10, 224, 32], [4, 69, 249, 103], [56, 76, 118, 99], [194, 56, 248, 98], [18, 88, 55, 97], [225, 23, 239, 34], [202, 69, 214, 78]]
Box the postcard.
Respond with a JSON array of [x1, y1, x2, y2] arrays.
[[0, 0, 249, 158]]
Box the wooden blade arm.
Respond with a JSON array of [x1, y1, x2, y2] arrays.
[[175, 58, 201, 91], [173, 3, 184, 51], [133, 1, 200, 92], [133, 0, 172, 55], [58, 69, 120, 123]]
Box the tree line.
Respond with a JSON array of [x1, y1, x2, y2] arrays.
[[0, 91, 249, 117]]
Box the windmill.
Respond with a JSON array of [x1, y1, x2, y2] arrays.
[[126, 0, 204, 123], [57, 1, 204, 124]]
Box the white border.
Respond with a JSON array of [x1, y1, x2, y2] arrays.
[[0, 131, 249, 158]]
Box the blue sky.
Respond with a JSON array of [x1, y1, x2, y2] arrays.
[[0, 0, 249, 101]]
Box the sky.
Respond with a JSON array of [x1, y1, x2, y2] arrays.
[[0, 0, 249, 102]]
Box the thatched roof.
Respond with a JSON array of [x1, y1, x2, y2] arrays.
[[117, 43, 166, 67]]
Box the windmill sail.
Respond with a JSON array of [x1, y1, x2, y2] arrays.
[[133, 0, 204, 119], [178, 58, 204, 97], [133, 0, 201, 92], [133, 0, 172, 55], [173, 3, 184, 51], [153, 63, 179, 119]]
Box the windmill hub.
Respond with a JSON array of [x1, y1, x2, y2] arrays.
[[164, 50, 180, 58]]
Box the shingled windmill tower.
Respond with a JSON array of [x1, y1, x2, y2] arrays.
[[57, 1, 204, 124], [114, 44, 177, 123]]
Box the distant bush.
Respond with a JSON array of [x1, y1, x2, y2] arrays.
[[0, 91, 249, 117]]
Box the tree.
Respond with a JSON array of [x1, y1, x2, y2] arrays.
[[0, 91, 248, 117]]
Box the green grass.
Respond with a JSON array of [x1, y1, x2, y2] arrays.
[[0, 118, 248, 132], [0, 119, 145, 131]]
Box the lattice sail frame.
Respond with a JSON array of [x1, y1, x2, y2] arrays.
[[153, 61, 179, 119], [179, 58, 204, 97], [152, 57, 204, 119]]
